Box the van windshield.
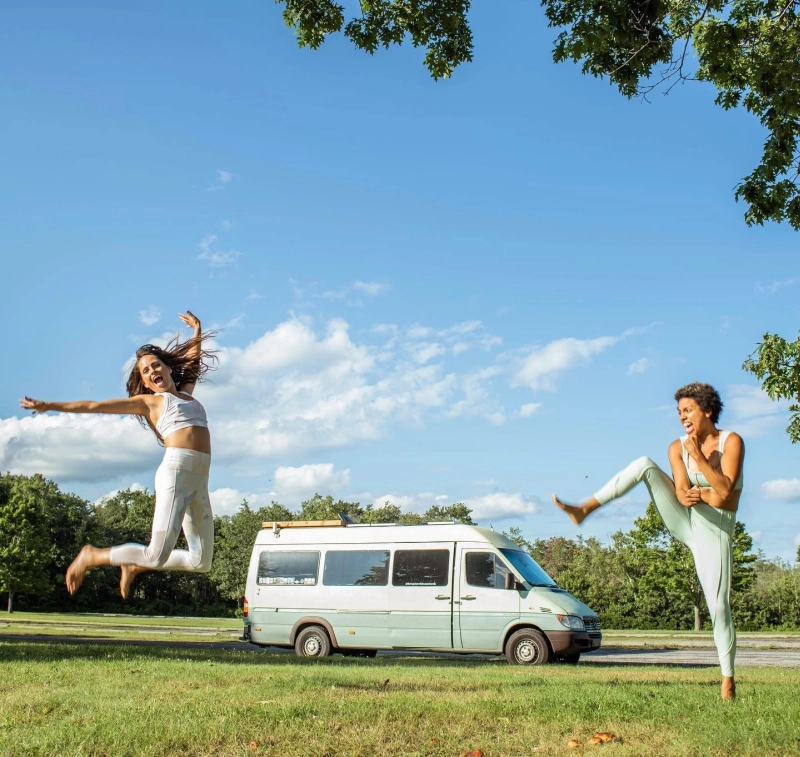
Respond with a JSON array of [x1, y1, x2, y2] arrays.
[[499, 549, 557, 588]]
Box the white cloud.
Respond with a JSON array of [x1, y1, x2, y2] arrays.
[[472, 479, 497, 487], [756, 278, 796, 294], [206, 170, 238, 191], [94, 482, 146, 506], [369, 492, 450, 514], [519, 403, 542, 418], [761, 479, 800, 503], [407, 325, 434, 339], [321, 281, 388, 301], [220, 219, 235, 231], [209, 487, 277, 517], [464, 492, 538, 520], [751, 530, 763, 544], [367, 490, 537, 522], [352, 281, 387, 296], [197, 233, 240, 268], [513, 334, 620, 391], [795, 533, 800, 548], [138, 306, 161, 327], [274, 464, 350, 499], [627, 357, 651, 375], [725, 384, 789, 437], [406, 341, 446, 364], [1, 317, 525, 484], [0, 414, 159, 483]]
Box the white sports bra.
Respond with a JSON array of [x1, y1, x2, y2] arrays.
[[155, 392, 208, 439], [681, 430, 743, 490]]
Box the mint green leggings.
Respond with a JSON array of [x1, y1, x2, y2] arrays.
[[594, 456, 736, 677]]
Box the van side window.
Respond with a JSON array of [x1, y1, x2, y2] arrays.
[[466, 552, 513, 589], [258, 551, 319, 585], [323, 550, 390, 586], [392, 549, 450, 586]]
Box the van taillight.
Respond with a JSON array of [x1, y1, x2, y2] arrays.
[[243, 597, 249, 617]]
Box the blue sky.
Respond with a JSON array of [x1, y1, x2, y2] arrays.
[[2, 1, 798, 560]]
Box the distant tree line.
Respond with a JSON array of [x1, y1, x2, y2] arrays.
[[2, 472, 799, 630]]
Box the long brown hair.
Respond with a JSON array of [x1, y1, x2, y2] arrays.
[[126, 331, 218, 440]]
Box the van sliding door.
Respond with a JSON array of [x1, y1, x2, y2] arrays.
[[388, 544, 455, 650]]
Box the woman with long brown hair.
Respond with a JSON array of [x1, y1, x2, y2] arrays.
[[20, 311, 217, 599]]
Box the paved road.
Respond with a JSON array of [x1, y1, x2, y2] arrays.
[[3, 633, 800, 667]]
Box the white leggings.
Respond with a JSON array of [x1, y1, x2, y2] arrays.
[[110, 448, 214, 573], [594, 457, 736, 677]]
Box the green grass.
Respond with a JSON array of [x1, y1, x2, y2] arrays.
[[0, 612, 241, 643], [1, 639, 799, 757]]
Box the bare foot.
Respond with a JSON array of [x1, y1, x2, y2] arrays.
[[552, 494, 593, 526], [120, 565, 147, 600], [721, 676, 736, 701], [66, 545, 105, 595]]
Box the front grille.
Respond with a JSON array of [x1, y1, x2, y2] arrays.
[[583, 616, 601, 633]]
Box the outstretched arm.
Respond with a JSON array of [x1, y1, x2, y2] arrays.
[[20, 395, 158, 417]]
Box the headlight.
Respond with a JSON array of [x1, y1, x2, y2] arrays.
[[556, 614, 585, 631]]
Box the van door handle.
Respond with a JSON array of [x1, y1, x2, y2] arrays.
[[435, 595, 450, 600], [461, 595, 476, 600]]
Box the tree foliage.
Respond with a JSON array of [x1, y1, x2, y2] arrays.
[[743, 330, 800, 442], [0, 474, 53, 612], [277, 0, 800, 228]]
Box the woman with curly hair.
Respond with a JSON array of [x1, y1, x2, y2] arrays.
[[20, 311, 217, 600], [552, 382, 744, 700]]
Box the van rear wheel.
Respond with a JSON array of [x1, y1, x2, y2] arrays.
[[505, 629, 551, 665], [295, 625, 332, 658]]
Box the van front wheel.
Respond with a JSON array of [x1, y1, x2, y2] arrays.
[[295, 625, 332, 658], [505, 629, 551, 665]]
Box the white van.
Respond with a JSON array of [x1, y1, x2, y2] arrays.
[[242, 520, 601, 664]]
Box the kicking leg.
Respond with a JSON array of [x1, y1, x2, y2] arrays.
[[555, 457, 693, 545]]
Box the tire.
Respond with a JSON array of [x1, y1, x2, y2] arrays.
[[294, 625, 332, 658], [559, 653, 581, 665], [505, 628, 551, 665]]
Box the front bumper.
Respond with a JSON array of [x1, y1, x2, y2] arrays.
[[546, 629, 602, 655]]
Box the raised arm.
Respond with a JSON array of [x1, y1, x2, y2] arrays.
[[21, 395, 159, 417], [178, 310, 202, 394]]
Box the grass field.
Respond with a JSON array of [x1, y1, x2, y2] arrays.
[[1, 614, 799, 757]]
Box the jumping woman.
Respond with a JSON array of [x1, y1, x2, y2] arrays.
[[552, 383, 744, 701], [20, 311, 216, 600]]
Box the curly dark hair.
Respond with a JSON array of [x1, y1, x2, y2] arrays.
[[126, 331, 218, 440], [674, 382, 723, 424]]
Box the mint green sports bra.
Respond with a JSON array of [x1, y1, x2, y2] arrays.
[[681, 430, 744, 490]]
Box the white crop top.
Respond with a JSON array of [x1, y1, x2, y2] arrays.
[[155, 392, 208, 439]]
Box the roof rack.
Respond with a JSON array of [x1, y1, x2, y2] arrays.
[[262, 519, 348, 530]]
